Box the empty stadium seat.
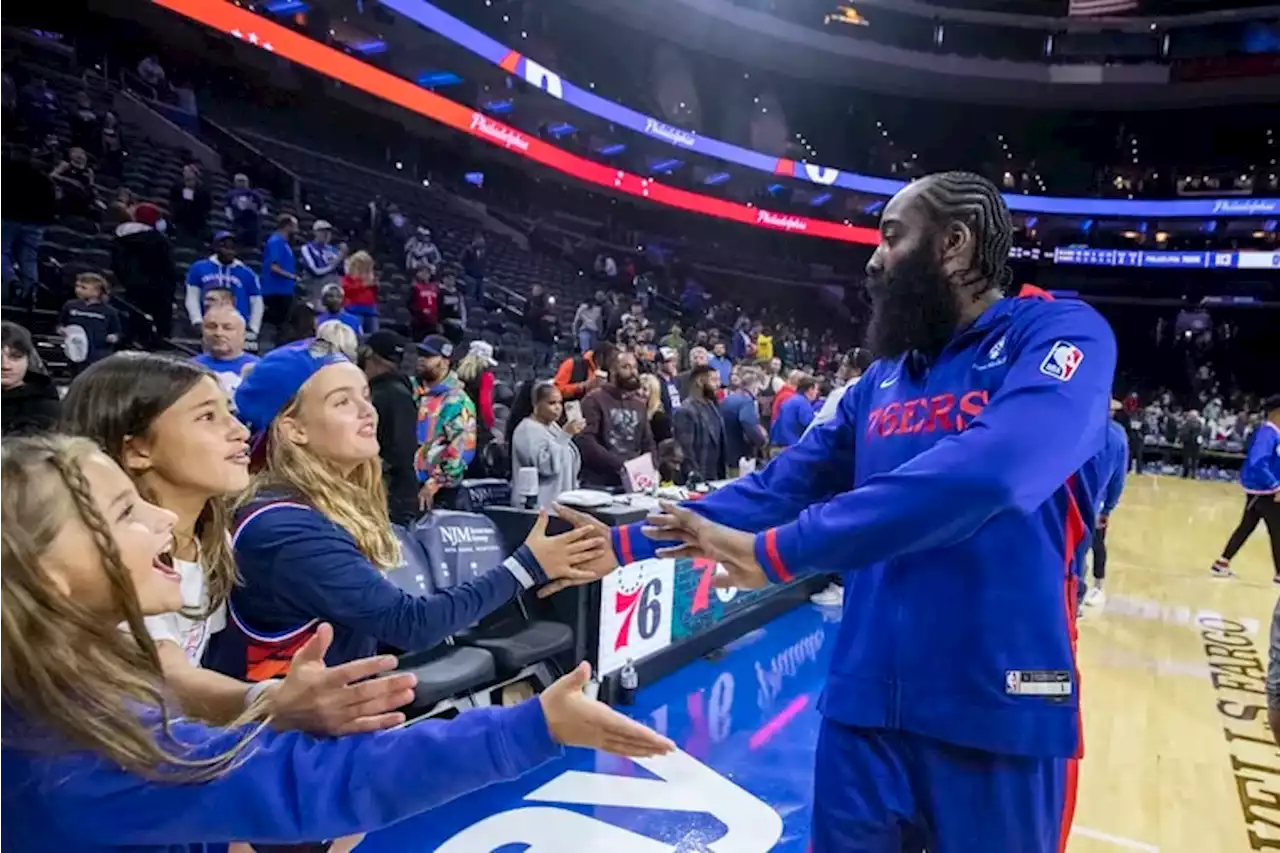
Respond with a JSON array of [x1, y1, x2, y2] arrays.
[[387, 525, 496, 714], [411, 511, 574, 679]]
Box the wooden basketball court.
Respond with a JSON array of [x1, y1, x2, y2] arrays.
[[1072, 475, 1277, 853]]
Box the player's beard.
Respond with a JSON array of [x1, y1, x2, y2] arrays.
[[864, 243, 961, 363]]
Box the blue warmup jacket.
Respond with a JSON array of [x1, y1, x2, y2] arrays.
[[1099, 420, 1130, 516], [1241, 422, 1280, 495], [2, 700, 560, 852], [204, 496, 547, 679], [615, 288, 1116, 759]]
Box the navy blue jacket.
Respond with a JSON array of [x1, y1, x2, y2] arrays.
[[205, 496, 546, 679], [614, 289, 1116, 759], [1099, 420, 1130, 515], [2, 701, 559, 851]]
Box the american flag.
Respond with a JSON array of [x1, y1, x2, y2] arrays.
[[1068, 0, 1138, 16]]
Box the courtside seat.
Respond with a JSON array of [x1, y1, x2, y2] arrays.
[[457, 619, 573, 674], [412, 510, 574, 681], [388, 525, 496, 713]]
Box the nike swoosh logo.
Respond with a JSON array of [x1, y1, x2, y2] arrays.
[[879, 375, 898, 389]]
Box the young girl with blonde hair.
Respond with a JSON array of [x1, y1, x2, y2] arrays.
[[0, 434, 672, 852], [59, 352, 413, 732], [205, 339, 610, 681], [340, 250, 379, 334]]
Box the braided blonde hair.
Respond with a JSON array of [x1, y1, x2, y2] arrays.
[[1, 435, 267, 780]]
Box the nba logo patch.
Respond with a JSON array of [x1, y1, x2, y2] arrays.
[[1039, 341, 1084, 382]]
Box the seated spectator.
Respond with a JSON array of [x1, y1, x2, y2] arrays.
[[57, 272, 121, 373], [98, 110, 125, 178], [223, 173, 265, 247], [2, 146, 57, 302], [317, 283, 362, 335], [112, 202, 176, 345], [408, 268, 440, 342], [193, 304, 258, 400], [1, 321, 59, 435], [316, 318, 359, 361], [771, 375, 820, 448], [403, 226, 441, 278], [672, 365, 726, 482], [300, 219, 345, 293], [341, 250, 380, 334], [577, 352, 655, 489], [169, 163, 211, 239], [50, 146, 98, 219], [656, 438, 695, 487], [458, 340, 500, 477], [359, 331, 419, 525], [185, 231, 263, 341], [554, 341, 615, 403], [507, 380, 583, 509], [105, 187, 135, 229], [67, 91, 100, 153]]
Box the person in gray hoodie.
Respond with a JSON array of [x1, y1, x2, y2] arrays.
[[508, 379, 584, 508]]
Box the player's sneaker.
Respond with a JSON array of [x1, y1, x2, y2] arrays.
[[1209, 560, 1234, 579], [810, 583, 844, 607], [1083, 586, 1107, 609]]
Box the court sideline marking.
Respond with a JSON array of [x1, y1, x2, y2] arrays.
[[1072, 825, 1160, 852]]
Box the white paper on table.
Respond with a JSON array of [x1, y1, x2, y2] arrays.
[[623, 453, 659, 493]]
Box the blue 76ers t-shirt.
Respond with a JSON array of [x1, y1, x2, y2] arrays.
[[194, 352, 259, 403], [186, 256, 260, 324]]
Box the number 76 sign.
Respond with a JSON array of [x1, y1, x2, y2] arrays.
[[596, 558, 676, 675]]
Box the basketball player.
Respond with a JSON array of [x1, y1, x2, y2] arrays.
[[1210, 393, 1280, 581], [804, 348, 873, 608], [1082, 401, 1130, 610], [558, 172, 1116, 852]]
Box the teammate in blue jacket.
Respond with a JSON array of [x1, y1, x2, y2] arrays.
[[558, 172, 1117, 852], [0, 434, 672, 852], [1211, 393, 1280, 581], [1082, 408, 1130, 610]]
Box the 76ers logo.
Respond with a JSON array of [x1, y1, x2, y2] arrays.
[[614, 575, 664, 652]]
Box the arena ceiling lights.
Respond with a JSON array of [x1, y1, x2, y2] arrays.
[[153, 0, 880, 245], [379, 0, 1280, 220]]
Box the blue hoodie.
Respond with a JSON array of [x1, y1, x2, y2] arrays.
[[1241, 422, 1280, 495], [2, 700, 560, 852], [612, 289, 1116, 759]]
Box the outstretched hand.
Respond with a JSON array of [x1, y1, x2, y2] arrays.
[[267, 623, 418, 735], [536, 504, 621, 598], [642, 501, 770, 590], [540, 662, 674, 758]]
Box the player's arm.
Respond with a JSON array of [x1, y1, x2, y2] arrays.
[[608, 382, 861, 565], [754, 302, 1116, 581], [1243, 426, 1280, 494]]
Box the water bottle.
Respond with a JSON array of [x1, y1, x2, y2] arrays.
[[619, 659, 638, 706]]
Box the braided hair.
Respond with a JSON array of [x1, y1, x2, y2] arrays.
[[914, 171, 1014, 293]]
